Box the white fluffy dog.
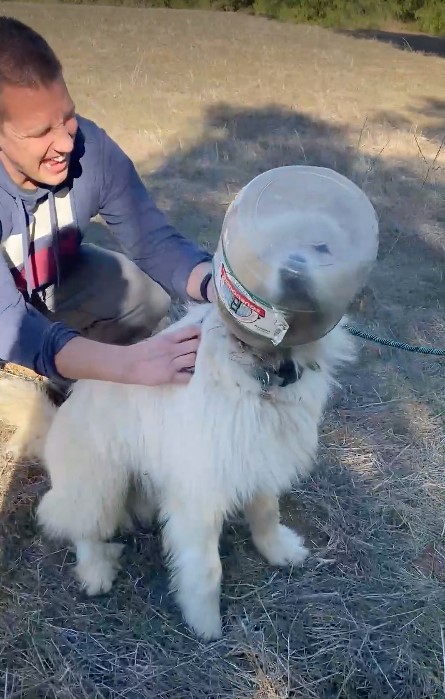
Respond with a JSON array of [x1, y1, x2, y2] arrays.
[[0, 302, 354, 640]]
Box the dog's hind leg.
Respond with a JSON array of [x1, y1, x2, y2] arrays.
[[160, 499, 224, 640], [38, 482, 127, 596], [36, 436, 129, 596], [244, 493, 309, 567]]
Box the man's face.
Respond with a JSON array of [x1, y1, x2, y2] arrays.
[[0, 77, 78, 190]]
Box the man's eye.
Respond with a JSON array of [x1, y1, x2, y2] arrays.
[[31, 129, 50, 138]]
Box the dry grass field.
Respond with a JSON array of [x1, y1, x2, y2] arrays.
[[1, 3, 445, 697]]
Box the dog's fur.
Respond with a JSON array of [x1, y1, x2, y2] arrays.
[[0, 302, 355, 639]]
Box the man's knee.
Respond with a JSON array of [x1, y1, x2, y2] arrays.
[[48, 243, 172, 345], [104, 261, 171, 345], [134, 274, 171, 336]]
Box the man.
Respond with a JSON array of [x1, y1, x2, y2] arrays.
[[0, 16, 215, 395]]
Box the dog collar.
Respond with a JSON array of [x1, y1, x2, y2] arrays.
[[254, 359, 304, 394]]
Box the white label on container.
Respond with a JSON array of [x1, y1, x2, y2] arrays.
[[213, 254, 289, 346]]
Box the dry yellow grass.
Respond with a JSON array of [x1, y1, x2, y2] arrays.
[[0, 3, 445, 698]]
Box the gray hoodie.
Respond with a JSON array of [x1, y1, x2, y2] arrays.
[[0, 115, 211, 378]]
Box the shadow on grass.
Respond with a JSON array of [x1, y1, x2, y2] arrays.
[[370, 95, 445, 144], [338, 28, 445, 59], [1, 102, 445, 699]]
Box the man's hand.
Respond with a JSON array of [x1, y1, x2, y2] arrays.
[[123, 324, 201, 386], [54, 323, 202, 387]]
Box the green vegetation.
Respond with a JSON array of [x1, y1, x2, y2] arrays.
[[50, 0, 445, 35], [252, 0, 445, 34]]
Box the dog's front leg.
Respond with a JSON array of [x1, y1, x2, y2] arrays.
[[161, 502, 223, 641], [244, 493, 309, 567]]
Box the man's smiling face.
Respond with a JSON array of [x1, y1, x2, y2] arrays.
[[0, 76, 78, 190]]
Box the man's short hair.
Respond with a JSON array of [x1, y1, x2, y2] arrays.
[[0, 16, 62, 115]]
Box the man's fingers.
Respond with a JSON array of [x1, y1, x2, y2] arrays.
[[173, 353, 197, 370], [172, 338, 200, 358], [173, 370, 193, 385], [169, 324, 202, 344]]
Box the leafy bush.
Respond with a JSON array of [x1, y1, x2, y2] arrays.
[[251, 0, 444, 32], [415, 0, 445, 34], [53, 0, 445, 34]]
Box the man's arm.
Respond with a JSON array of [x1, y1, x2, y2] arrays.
[[54, 323, 202, 386], [98, 129, 213, 302], [0, 254, 80, 377], [0, 127, 214, 382], [0, 256, 202, 385]]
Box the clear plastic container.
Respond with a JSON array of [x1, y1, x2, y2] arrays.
[[212, 165, 379, 350]]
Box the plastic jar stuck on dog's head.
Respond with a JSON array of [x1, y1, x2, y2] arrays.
[[212, 165, 379, 351]]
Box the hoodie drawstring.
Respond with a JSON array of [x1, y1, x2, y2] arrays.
[[48, 189, 61, 289], [15, 196, 33, 300], [16, 189, 62, 300]]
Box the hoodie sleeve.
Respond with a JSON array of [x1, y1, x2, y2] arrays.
[[0, 255, 80, 378], [98, 129, 212, 301]]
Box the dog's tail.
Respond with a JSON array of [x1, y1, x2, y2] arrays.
[[0, 376, 57, 460]]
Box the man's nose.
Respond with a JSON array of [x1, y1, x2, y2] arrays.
[[53, 126, 75, 154]]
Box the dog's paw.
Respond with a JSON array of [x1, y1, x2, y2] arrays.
[[254, 524, 309, 567], [184, 604, 223, 641], [76, 543, 123, 596], [178, 593, 222, 641]]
